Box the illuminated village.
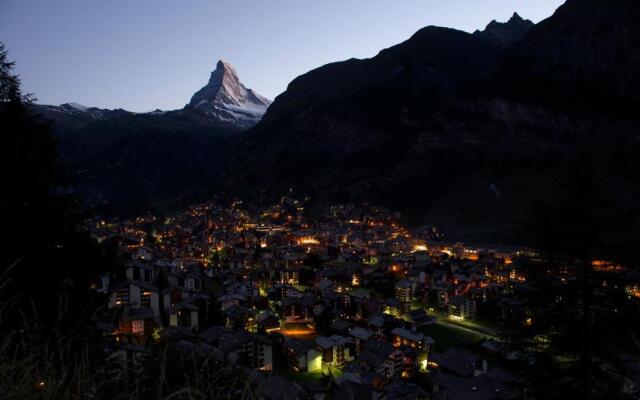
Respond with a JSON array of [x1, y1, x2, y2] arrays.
[[87, 197, 640, 399]]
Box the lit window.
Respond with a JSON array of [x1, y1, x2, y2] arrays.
[[132, 320, 144, 334]]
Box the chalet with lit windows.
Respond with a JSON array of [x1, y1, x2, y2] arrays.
[[315, 335, 353, 367], [430, 281, 452, 307], [227, 254, 247, 269], [395, 279, 413, 314], [167, 268, 204, 298], [282, 294, 315, 323], [279, 268, 300, 285], [390, 327, 433, 352], [168, 293, 213, 332], [349, 326, 373, 354], [383, 298, 403, 317], [200, 326, 273, 371], [108, 280, 169, 324], [117, 236, 142, 256], [406, 309, 435, 331], [184, 271, 203, 291], [125, 261, 156, 284], [357, 340, 404, 378], [114, 306, 156, 342], [217, 294, 243, 311], [223, 304, 255, 330], [226, 280, 259, 298], [285, 338, 323, 373], [448, 295, 477, 319], [349, 288, 371, 319], [221, 331, 273, 371], [322, 290, 351, 315], [468, 286, 487, 304], [168, 300, 200, 331]]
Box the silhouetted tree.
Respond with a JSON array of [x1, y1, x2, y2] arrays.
[[0, 43, 103, 330]]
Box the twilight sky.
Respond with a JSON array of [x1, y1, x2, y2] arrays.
[[1, 0, 564, 112]]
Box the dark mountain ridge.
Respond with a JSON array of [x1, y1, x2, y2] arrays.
[[500, 0, 640, 115], [223, 0, 640, 245], [474, 12, 535, 48]]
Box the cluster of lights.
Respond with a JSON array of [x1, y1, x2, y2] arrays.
[[626, 285, 640, 299], [298, 237, 320, 245], [412, 244, 428, 252]]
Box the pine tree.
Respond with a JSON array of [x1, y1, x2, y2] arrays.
[[0, 43, 103, 329]]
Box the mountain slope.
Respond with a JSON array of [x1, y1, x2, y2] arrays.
[[36, 107, 234, 215], [224, 1, 640, 244], [229, 24, 506, 197], [246, 26, 502, 155]]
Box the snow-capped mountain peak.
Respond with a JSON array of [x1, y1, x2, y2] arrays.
[[188, 60, 271, 129]]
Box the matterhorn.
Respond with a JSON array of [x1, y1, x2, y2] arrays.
[[189, 60, 271, 129]]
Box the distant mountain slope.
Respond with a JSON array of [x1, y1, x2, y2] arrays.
[[33, 105, 234, 215], [35, 105, 236, 159], [34, 103, 132, 137]]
